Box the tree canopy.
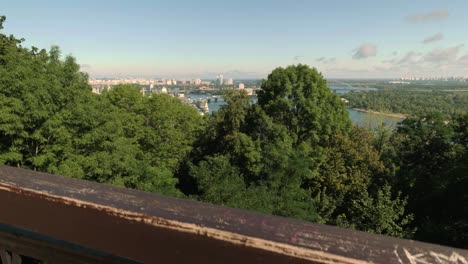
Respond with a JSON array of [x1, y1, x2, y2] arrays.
[[179, 65, 413, 236], [343, 89, 468, 116], [0, 16, 204, 195]]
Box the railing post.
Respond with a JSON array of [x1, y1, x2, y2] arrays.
[[11, 253, 21, 264], [0, 248, 11, 264], [0, 249, 22, 264]]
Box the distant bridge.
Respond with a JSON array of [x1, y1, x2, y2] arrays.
[[328, 79, 354, 88]]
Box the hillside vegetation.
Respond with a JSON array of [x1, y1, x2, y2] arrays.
[[1, 16, 467, 248], [343, 89, 468, 116]]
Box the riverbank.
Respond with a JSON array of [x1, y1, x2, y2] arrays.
[[351, 108, 407, 119]]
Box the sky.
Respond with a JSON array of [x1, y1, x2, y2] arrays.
[[2, 0, 468, 79]]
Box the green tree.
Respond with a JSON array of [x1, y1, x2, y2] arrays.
[[394, 113, 468, 247], [181, 66, 411, 232], [258, 64, 351, 146], [0, 17, 203, 196], [315, 127, 412, 237]]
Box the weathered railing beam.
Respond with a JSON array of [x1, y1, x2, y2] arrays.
[[0, 223, 138, 264], [0, 166, 467, 263]]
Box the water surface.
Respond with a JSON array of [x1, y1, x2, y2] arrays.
[[187, 86, 404, 127]]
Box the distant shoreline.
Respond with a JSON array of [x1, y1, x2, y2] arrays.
[[351, 108, 407, 119]]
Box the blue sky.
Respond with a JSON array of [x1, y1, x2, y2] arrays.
[[2, 0, 468, 78]]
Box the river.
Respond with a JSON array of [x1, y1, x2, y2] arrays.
[[332, 85, 404, 127], [186, 85, 404, 128]]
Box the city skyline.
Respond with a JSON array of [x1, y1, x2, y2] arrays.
[[2, 0, 468, 78]]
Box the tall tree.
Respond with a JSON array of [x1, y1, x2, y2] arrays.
[[257, 64, 351, 147]]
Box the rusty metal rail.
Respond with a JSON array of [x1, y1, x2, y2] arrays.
[[0, 166, 466, 263]]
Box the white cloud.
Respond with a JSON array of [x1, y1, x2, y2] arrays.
[[293, 55, 303, 61], [325, 57, 336, 64], [352, 43, 377, 59], [382, 59, 397, 63], [422, 33, 444, 44], [316, 57, 336, 64], [406, 9, 449, 23], [423, 45, 463, 63], [397, 51, 420, 64], [327, 45, 468, 78], [387, 46, 464, 66], [459, 54, 468, 65]]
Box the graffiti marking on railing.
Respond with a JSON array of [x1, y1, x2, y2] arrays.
[[395, 246, 468, 264]]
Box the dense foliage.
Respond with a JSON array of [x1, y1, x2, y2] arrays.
[[330, 79, 468, 91], [1, 17, 467, 249], [178, 65, 413, 237], [343, 89, 468, 116], [0, 16, 204, 195], [392, 113, 468, 246]]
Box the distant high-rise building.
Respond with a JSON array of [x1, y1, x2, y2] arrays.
[[194, 78, 202, 85], [238, 83, 245, 89], [225, 78, 233, 85], [219, 75, 224, 86]]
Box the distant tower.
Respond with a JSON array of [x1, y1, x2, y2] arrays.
[[219, 75, 224, 86]]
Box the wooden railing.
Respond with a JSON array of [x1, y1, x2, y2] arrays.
[[0, 166, 466, 263]]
